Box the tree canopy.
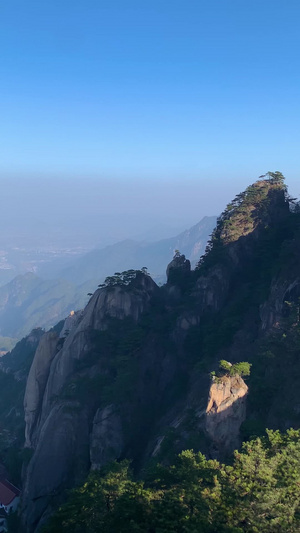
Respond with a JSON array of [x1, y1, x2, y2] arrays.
[[95, 268, 150, 290], [43, 428, 300, 533], [218, 360, 251, 378]]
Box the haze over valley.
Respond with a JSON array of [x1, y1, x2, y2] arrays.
[[0, 214, 217, 343]]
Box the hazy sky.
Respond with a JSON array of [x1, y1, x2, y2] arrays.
[[0, 1, 299, 245]]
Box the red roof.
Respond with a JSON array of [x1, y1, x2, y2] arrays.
[[0, 479, 20, 506]]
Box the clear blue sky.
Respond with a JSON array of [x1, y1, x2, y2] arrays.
[[0, 0, 300, 240]]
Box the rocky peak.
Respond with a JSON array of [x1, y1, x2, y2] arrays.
[[82, 271, 159, 330], [166, 251, 191, 283], [197, 177, 289, 272], [183, 177, 290, 324], [218, 178, 288, 245]]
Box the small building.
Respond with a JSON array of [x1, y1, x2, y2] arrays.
[[0, 479, 20, 513]]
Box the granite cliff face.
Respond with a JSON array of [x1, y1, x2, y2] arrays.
[[24, 331, 59, 449], [19, 177, 300, 531], [90, 404, 124, 470], [205, 375, 248, 454], [22, 273, 160, 531]]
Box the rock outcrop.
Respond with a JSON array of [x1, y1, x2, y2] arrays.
[[59, 310, 83, 338], [205, 375, 248, 455], [22, 273, 159, 532], [166, 252, 191, 282]]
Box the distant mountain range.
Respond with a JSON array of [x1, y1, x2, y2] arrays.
[[58, 216, 217, 286], [0, 216, 216, 339]]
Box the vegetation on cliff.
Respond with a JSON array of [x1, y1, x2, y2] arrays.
[[196, 172, 288, 271], [0, 330, 43, 486], [10, 172, 300, 530], [211, 360, 251, 382], [43, 428, 300, 533]]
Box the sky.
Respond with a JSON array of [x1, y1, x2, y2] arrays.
[[0, 0, 300, 245]]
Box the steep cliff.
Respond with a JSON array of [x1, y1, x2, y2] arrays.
[[0, 328, 44, 486], [20, 175, 300, 531], [24, 331, 59, 448], [22, 272, 161, 530]]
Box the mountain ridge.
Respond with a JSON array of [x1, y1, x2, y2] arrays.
[[1, 175, 300, 531], [57, 216, 217, 285], [17, 174, 300, 531]]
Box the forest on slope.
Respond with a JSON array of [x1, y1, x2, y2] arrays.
[[43, 429, 300, 533]]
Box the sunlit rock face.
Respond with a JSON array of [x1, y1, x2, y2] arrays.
[[59, 310, 83, 338], [205, 375, 248, 456]]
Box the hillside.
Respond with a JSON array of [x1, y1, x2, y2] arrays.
[[0, 273, 88, 339], [1, 174, 300, 531]]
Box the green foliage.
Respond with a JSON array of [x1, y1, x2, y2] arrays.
[[261, 170, 286, 185], [214, 360, 251, 380], [88, 317, 145, 405], [0, 370, 27, 485], [0, 333, 43, 485], [42, 461, 157, 533], [230, 361, 251, 377], [0, 330, 43, 375], [219, 359, 232, 373], [196, 175, 287, 271], [99, 268, 150, 289], [43, 428, 300, 532], [186, 185, 297, 399]]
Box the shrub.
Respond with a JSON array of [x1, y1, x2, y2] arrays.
[[215, 360, 251, 379]]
